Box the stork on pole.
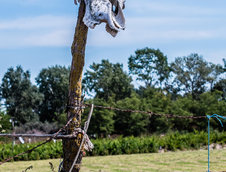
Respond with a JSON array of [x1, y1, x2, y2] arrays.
[[62, 0, 126, 171]]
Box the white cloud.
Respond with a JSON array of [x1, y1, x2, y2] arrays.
[[126, 0, 226, 17], [23, 30, 72, 46], [0, 15, 225, 48], [1, 0, 53, 6], [87, 16, 226, 47], [0, 15, 75, 48], [0, 15, 73, 30], [0, 0, 226, 48]]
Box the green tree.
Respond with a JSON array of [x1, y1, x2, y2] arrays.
[[169, 90, 226, 131], [213, 79, 226, 99], [169, 96, 197, 131], [198, 91, 226, 118], [84, 98, 115, 137], [0, 66, 43, 124], [114, 94, 149, 136], [171, 54, 223, 99], [223, 58, 226, 71], [138, 87, 173, 133], [128, 47, 170, 87], [207, 63, 224, 90], [83, 60, 133, 101], [36, 65, 69, 122], [0, 112, 11, 133]]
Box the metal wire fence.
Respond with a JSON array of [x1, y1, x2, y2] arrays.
[[0, 103, 225, 168]]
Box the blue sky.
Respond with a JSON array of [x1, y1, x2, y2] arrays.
[[0, 0, 226, 83]]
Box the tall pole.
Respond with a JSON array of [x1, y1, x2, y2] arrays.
[[62, 1, 88, 172]]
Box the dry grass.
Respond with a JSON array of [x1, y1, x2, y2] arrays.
[[0, 149, 226, 172]]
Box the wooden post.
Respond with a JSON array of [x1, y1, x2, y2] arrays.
[[62, 1, 88, 171]]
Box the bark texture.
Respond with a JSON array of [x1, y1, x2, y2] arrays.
[[62, 1, 88, 171]]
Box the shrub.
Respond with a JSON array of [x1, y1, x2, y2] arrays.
[[0, 131, 225, 161]]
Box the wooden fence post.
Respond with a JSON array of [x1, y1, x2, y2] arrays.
[[62, 0, 126, 171], [62, 1, 88, 171]]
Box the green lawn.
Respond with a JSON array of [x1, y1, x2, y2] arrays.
[[0, 149, 226, 172]]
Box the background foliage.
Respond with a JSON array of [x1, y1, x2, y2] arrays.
[[0, 48, 225, 137], [0, 131, 226, 161]]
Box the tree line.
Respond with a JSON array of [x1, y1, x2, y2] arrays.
[[0, 47, 225, 137]]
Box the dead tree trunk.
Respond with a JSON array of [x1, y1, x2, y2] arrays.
[[62, 1, 88, 171]]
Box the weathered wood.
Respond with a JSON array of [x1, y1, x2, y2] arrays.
[[62, 1, 88, 172], [0, 134, 77, 139], [69, 104, 94, 172]]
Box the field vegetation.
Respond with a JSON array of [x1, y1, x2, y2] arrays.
[[1, 149, 226, 172], [0, 131, 226, 161]]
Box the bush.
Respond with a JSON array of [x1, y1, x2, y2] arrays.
[[0, 131, 225, 161]]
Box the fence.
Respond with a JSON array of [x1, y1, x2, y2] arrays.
[[0, 103, 225, 172]]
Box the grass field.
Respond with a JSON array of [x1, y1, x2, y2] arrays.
[[0, 149, 226, 172]]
